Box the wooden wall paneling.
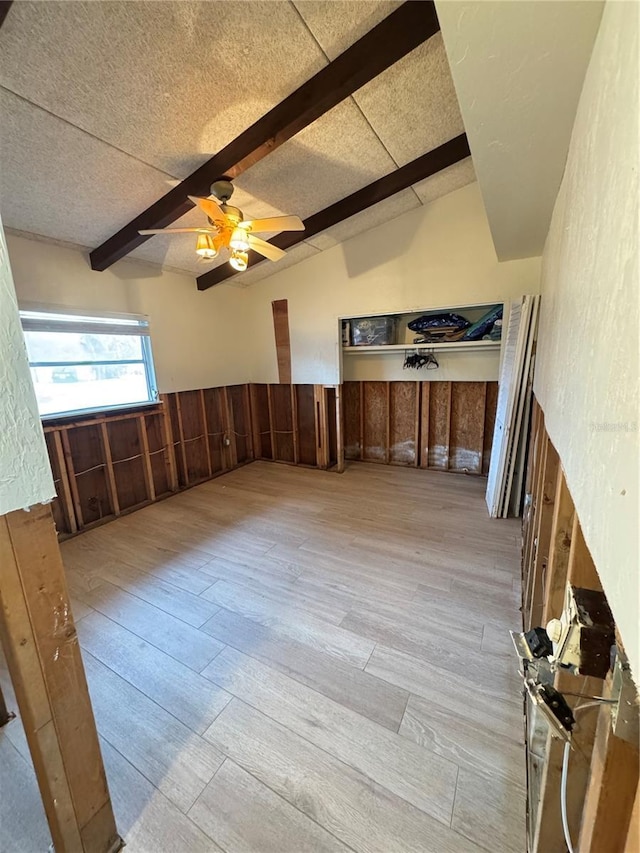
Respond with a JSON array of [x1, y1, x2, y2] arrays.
[[624, 779, 640, 853], [136, 416, 156, 503], [343, 381, 362, 461], [541, 469, 575, 625], [334, 384, 345, 473], [228, 385, 251, 465], [313, 384, 327, 469], [221, 386, 238, 469], [290, 384, 299, 464], [243, 383, 255, 461], [295, 384, 318, 466], [362, 381, 388, 462], [267, 385, 276, 462], [272, 299, 292, 385], [270, 384, 295, 463], [578, 697, 640, 853], [522, 405, 544, 601], [199, 390, 213, 479], [159, 394, 179, 492], [482, 382, 498, 475], [167, 393, 188, 487], [419, 382, 430, 468], [449, 382, 486, 474], [388, 381, 418, 465], [46, 431, 76, 536], [325, 387, 338, 469], [105, 419, 148, 513], [60, 429, 84, 529], [99, 422, 120, 517], [524, 434, 548, 623], [144, 412, 171, 497], [178, 390, 209, 483], [250, 384, 273, 460], [527, 439, 560, 630], [0, 505, 121, 853], [203, 387, 228, 473], [427, 381, 452, 469], [67, 425, 113, 526]]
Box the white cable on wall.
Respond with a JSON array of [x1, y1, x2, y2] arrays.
[[560, 701, 608, 853]]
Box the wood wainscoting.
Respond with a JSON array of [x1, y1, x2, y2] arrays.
[[43, 384, 343, 540]]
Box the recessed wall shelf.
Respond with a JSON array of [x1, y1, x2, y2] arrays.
[[343, 340, 501, 354]]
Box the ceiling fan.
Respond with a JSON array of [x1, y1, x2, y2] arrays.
[[139, 179, 304, 272]]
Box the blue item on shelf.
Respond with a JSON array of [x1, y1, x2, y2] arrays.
[[459, 305, 503, 341]]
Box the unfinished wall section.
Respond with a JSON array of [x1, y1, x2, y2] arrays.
[[344, 380, 497, 474], [533, 2, 639, 682]]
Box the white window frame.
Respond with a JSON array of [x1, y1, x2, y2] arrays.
[[19, 303, 159, 421]]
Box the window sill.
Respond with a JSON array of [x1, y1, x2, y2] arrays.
[[41, 400, 163, 428]]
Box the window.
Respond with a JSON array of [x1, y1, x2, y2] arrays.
[[20, 308, 158, 419]]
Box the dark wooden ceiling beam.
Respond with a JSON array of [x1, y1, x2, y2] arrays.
[[196, 134, 471, 291], [0, 2, 14, 29], [90, 1, 440, 272]]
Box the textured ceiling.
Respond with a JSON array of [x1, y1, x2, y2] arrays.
[[0, 0, 475, 281]]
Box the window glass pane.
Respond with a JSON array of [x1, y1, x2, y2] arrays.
[[24, 331, 143, 364], [30, 363, 150, 416]]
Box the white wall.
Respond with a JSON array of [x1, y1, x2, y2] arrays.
[[243, 183, 541, 384], [534, 2, 639, 681], [6, 233, 250, 393], [0, 216, 55, 514]]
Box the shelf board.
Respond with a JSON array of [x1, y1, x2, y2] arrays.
[[342, 340, 501, 354]]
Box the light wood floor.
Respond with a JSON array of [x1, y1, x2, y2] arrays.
[[0, 462, 526, 853]]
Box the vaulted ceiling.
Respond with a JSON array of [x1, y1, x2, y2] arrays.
[[0, 1, 475, 286]]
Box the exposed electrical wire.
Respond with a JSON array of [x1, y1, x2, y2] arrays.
[[561, 701, 609, 853]]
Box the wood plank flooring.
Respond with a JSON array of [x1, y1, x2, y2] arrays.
[[0, 462, 526, 853]]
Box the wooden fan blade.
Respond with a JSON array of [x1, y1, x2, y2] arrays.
[[138, 227, 215, 235], [240, 215, 304, 234], [188, 195, 227, 225], [247, 234, 287, 262]]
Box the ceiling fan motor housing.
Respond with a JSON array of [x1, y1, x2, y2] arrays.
[[210, 178, 235, 204]]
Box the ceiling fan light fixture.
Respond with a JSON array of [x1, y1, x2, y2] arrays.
[[229, 227, 250, 252], [229, 249, 248, 272], [195, 232, 218, 259]]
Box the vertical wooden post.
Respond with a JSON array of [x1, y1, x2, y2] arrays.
[[137, 416, 156, 502], [0, 504, 121, 853], [334, 384, 345, 473], [419, 381, 430, 468], [444, 381, 452, 470], [159, 394, 179, 492], [384, 382, 391, 465], [578, 701, 640, 852], [99, 423, 120, 517], [291, 384, 299, 465], [198, 389, 213, 479], [52, 430, 78, 535], [0, 681, 13, 727], [174, 393, 190, 486], [61, 429, 84, 529], [542, 468, 575, 624], [243, 384, 255, 460], [222, 386, 238, 469]]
